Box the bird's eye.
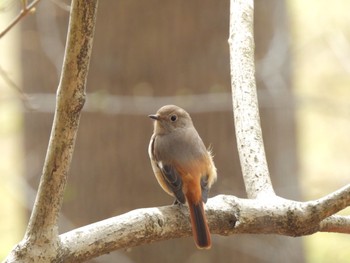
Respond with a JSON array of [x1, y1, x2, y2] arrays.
[[170, 115, 177, 122]]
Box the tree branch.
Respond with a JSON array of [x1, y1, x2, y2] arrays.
[[4, 0, 98, 262], [58, 186, 350, 262], [0, 0, 42, 39], [319, 215, 350, 234], [228, 0, 275, 199], [307, 183, 350, 219]]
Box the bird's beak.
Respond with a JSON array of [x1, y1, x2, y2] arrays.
[[148, 114, 159, 120]]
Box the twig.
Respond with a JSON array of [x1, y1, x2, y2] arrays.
[[228, 0, 274, 198], [0, 0, 42, 38]]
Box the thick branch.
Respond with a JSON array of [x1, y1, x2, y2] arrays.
[[228, 0, 274, 198], [59, 187, 350, 262], [4, 1, 98, 262], [25, 0, 98, 241]]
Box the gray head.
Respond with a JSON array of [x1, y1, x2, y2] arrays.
[[149, 105, 193, 135]]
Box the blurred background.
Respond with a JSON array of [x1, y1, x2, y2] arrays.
[[1, 0, 350, 262]]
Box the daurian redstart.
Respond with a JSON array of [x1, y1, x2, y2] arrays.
[[148, 105, 217, 249]]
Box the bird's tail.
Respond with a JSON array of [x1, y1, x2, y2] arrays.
[[188, 200, 211, 249]]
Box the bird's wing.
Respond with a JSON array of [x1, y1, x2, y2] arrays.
[[149, 134, 186, 204], [158, 162, 186, 204]]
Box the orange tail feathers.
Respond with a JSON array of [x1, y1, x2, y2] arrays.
[[188, 200, 211, 249]]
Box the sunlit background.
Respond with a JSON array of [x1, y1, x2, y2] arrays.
[[1, 0, 350, 262], [291, 0, 350, 262]]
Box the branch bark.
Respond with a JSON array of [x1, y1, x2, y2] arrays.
[[7, 182, 350, 262], [228, 0, 275, 198], [4, 0, 98, 262], [319, 215, 350, 233], [58, 186, 350, 262]]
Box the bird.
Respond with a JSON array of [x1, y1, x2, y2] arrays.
[[148, 104, 217, 249]]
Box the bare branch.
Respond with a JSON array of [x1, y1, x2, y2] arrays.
[[228, 0, 274, 198], [59, 189, 350, 262], [25, 0, 97, 240], [0, 0, 42, 39], [4, 0, 98, 262], [307, 184, 350, 219], [59, 206, 196, 262], [320, 215, 350, 234]]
